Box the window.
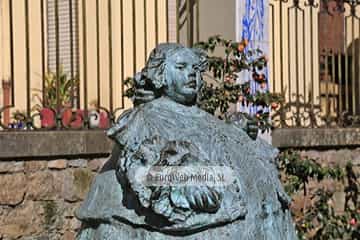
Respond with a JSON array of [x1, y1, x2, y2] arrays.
[[47, 0, 78, 77]]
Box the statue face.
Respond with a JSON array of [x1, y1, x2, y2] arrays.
[[164, 48, 202, 105]]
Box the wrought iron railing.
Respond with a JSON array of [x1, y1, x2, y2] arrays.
[[270, 0, 360, 128], [0, 0, 198, 131]]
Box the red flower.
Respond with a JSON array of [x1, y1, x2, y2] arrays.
[[271, 102, 279, 110], [224, 75, 234, 83], [350, 218, 357, 226], [238, 43, 245, 52]]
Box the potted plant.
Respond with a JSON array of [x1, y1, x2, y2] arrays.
[[32, 66, 80, 129], [8, 110, 26, 129]]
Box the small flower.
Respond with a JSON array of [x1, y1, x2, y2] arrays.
[[350, 218, 357, 226], [224, 75, 234, 83], [271, 102, 279, 110], [259, 74, 266, 81], [238, 43, 245, 52], [243, 39, 249, 47]]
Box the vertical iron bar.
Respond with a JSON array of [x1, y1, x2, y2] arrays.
[[76, 0, 80, 108], [96, 0, 100, 108], [120, 0, 124, 108], [9, 0, 14, 107], [166, 0, 169, 42], [358, 18, 360, 116], [351, 17, 355, 115], [186, 0, 191, 47], [295, 8, 300, 126], [55, 0, 60, 113], [331, 51, 336, 120], [144, 0, 148, 61], [270, 3, 275, 93], [82, 0, 88, 121], [132, 0, 136, 74], [302, 9, 306, 107], [310, 6, 314, 121], [69, 0, 74, 107], [325, 51, 329, 120], [196, 0, 199, 43], [108, 0, 113, 113], [345, 18, 349, 111], [40, 0, 46, 104], [279, 0, 285, 126], [338, 51, 342, 116], [287, 8, 291, 107], [25, 0, 31, 118], [155, 0, 159, 45], [176, 0, 180, 43]]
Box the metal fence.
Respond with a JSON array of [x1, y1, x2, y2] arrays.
[[0, 0, 198, 130], [270, 0, 360, 128]]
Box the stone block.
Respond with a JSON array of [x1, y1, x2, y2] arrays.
[[26, 171, 61, 201], [0, 161, 24, 173], [48, 160, 68, 170], [0, 201, 43, 239], [61, 169, 94, 202], [24, 161, 47, 172], [0, 173, 26, 205], [68, 159, 87, 168]]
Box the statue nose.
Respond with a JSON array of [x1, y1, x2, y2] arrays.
[[189, 71, 196, 77]]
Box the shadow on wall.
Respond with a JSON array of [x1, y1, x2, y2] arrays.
[[319, 38, 360, 118], [346, 38, 360, 116]]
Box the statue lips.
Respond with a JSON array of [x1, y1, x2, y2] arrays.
[[185, 78, 197, 89]]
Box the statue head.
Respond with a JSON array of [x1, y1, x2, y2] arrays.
[[133, 43, 208, 105]]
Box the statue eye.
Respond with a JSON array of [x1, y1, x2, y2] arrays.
[[176, 64, 186, 70]]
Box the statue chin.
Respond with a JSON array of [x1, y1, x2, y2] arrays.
[[165, 92, 197, 106]]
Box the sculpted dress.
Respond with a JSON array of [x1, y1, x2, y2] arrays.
[[76, 97, 297, 240]]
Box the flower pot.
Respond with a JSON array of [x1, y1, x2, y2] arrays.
[[89, 110, 100, 128], [40, 108, 56, 129], [61, 108, 72, 127], [88, 110, 110, 129], [70, 109, 84, 128], [99, 111, 110, 129], [61, 109, 84, 128]]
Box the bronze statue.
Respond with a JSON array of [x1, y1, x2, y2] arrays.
[[76, 43, 297, 239]]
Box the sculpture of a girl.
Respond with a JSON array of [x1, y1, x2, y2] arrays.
[[76, 43, 297, 240]]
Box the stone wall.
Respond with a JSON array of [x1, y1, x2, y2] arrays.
[[0, 157, 108, 240], [1, 129, 360, 239]]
